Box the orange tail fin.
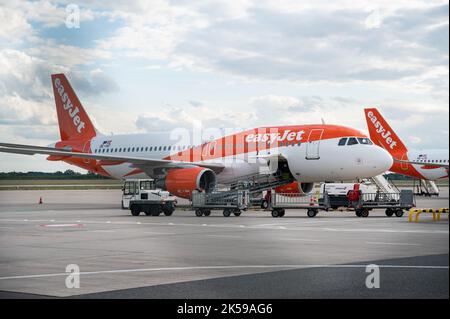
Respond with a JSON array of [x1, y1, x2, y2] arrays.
[[51, 74, 97, 141], [364, 108, 408, 159]]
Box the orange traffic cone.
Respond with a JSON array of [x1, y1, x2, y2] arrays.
[[39, 197, 43, 204]]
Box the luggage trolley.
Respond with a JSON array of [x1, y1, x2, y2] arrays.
[[351, 189, 415, 218], [191, 190, 250, 217], [270, 192, 331, 218]]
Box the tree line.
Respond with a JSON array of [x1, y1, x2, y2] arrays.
[[0, 170, 111, 180]]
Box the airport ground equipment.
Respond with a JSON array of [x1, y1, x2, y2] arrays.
[[413, 179, 440, 197], [370, 174, 399, 194], [408, 208, 449, 223], [270, 192, 330, 218], [122, 179, 177, 216], [351, 190, 415, 218], [191, 190, 250, 217], [319, 182, 377, 210]]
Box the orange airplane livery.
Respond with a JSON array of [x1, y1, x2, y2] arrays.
[[0, 74, 394, 199]]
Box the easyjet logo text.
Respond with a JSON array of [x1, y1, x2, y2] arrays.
[[54, 78, 85, 134], [367, 111, 397, 149], [245, 130, 305, 143]]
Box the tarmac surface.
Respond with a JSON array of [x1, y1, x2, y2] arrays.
[[0, 188, 448, 299]]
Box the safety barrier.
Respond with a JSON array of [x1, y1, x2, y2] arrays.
[[408, 208, 449, 223]]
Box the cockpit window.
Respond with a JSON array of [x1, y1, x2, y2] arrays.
[[338, 138, 347, 146], [347, 137, 358, 145], [357, 137, 373, 145]]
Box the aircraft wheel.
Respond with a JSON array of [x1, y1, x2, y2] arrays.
[[223, 209, 232, 217], [131, 205, 141, 216], [395, 209, 404, 217]]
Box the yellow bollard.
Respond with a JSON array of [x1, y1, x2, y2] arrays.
[[408, 209, 415, 222]]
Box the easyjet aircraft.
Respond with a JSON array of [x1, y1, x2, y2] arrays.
[[365, 108, 449, 181], [0, 74, 393, 199]]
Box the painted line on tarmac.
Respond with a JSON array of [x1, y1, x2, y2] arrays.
[[0, 219, 448, 234], [365, 241, 422, 246], [0, 264, 448, 281]]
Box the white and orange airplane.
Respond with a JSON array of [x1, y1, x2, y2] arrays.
[[364, 108, 449, 182], [0, 74, 393, 199]]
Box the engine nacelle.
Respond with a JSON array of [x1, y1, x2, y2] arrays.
[[156, 167, 216, 199], [275, 182, 314, 195]]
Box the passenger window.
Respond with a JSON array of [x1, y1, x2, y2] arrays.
[[347, 137, 358, 146], [338, 138, 347, 146]]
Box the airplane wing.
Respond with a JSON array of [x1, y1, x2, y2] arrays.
[[393, 158, 449, 169], [0, 142, 225, 173]]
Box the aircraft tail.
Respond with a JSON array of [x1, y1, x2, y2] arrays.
[[364, 108, 408, 159], [51, 74, 97, 141]]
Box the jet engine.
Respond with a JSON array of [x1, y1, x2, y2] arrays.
[[156, 167, 216, 199], [275, 182, 314, 195]]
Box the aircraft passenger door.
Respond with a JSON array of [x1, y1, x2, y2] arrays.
[[306, 129, 324, 160]]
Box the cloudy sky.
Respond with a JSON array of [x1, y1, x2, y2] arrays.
[[0, 0, 448, 172]]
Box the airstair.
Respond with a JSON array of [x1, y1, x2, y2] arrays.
[[414, 179, 439, 196], [370, 174, 399, 194], [219, 172, 295, 195]]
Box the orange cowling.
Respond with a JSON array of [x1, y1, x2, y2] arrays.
[[275, 182, 314, 196], [163, 167, 217, 199], [275, 182, 300, 194]]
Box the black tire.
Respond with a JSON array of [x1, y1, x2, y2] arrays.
[[261, 200, 269, 210], [131, 205, 141, 216], [355, 210, 362, 217], [395, 209, 404, 217], [360, 209, 369, 218], [233, 211, 241, 217], [385, 209, 394, 217], [195, 209, 203, 217], [279, 210, 285, 217], [163, 209, 174, 216], [223, 209, 232, 217], [307, 209, 317, 218], [271, 210, 280, 218], [203, 210, 211, 217]]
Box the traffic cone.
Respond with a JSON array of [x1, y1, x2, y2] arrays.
[[39, 197, 43, 204]]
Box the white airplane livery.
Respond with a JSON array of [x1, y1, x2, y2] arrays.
[[365, 108, 449, 181], [0, 74, 393, 199]]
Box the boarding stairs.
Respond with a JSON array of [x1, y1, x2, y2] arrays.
[[370, 174, 400, 194], [414, 179, 439, 196]]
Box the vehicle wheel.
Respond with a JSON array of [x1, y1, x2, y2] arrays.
[[163, 209, 174, 216], [307, 209, 317, 218], [355, 210, 362, 217], [131, 205, 141, 216], [195, 209, 203, 217], [261, 200, 269, 210], [233, 210, 241, 217], [385, 209, 394, 217], [271, 210, 280, 218], [360, 209, 370, 218], [223, 209, 232, 217], [203, 210, 211, 217], [395, 209, 404, 217], [279, 210, 285, 217]]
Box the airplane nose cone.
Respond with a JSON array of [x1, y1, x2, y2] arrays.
[[373, 146, 393, 174]]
